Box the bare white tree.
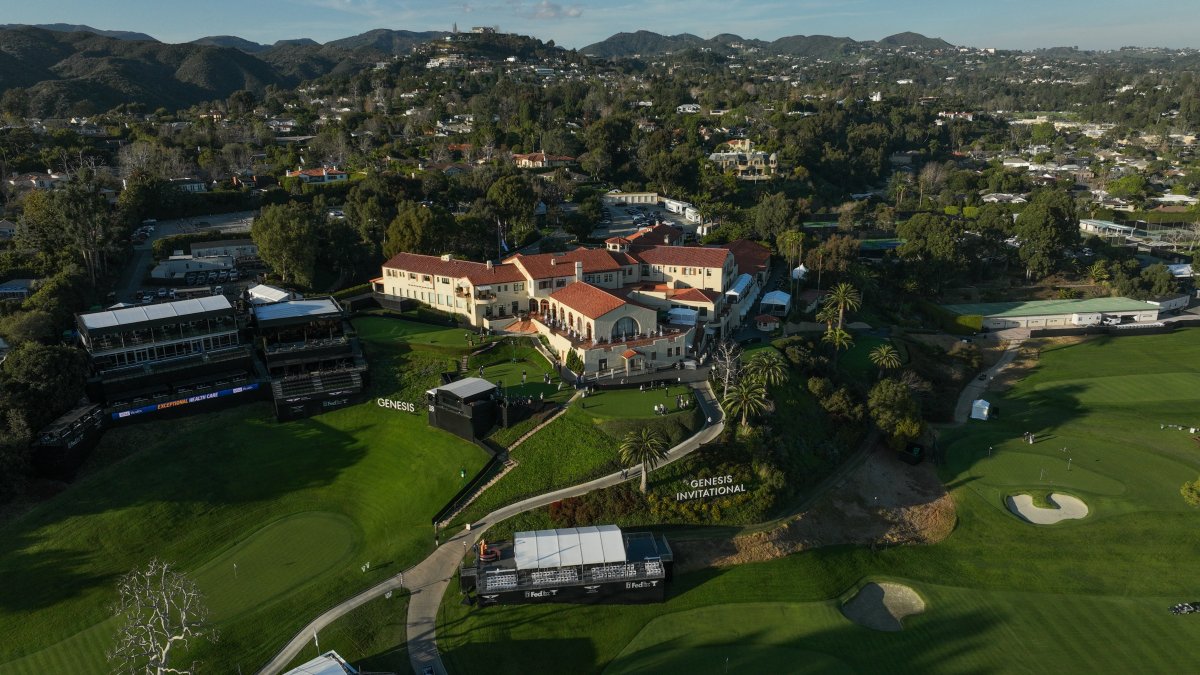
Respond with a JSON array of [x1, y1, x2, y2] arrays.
[[710, 340, 743, 399], [107, 559, 217, 675]]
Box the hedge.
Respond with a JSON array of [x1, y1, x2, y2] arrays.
[[332, 283, 373, 300]]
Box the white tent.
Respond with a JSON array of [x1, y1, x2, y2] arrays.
[[667, 307, 698, 326], [792, 264, 808, 280], [760, 290, 792, 317], [970, 399, 991, 421]]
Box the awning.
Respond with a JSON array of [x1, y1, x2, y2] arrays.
[[667, 307, 698, 326]]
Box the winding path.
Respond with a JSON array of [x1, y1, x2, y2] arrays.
[[952, 338, 1025, 425], [258, 382, 724, 675]]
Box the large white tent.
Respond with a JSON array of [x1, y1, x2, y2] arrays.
[[760, 290, 792, 317]]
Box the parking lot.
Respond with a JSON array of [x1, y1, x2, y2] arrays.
[[589, 203, 697, 241]]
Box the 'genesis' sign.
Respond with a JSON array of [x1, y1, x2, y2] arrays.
[[377, 398, 417, 413], [675, 474, 746, 502]]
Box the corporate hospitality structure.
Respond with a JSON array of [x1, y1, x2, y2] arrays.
[[460, 525, 674, 605], [374, 229, 770, 375]]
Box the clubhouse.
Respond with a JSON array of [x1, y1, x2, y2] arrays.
[[374, 231, 769, 375]]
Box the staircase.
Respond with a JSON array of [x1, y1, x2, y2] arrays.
[[460, 354, 470, 373]]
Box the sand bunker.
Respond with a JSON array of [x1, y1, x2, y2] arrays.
[[841, 582, 926, 632], [1006, 493, 1089, 525]]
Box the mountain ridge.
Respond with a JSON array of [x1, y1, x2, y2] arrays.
[[580, 30, 955, 58]]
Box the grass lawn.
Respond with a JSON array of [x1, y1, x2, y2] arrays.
[[281, 593, 410, 675], [0, 316, 488, 674], [450, 387, 701, 529], [436, 330, 1200, 673]]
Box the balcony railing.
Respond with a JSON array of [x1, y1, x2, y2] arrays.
[[529, 312, 688, 349]]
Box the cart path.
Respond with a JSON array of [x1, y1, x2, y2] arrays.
[[257, 381, 723, 675], [952, 339, 1025, 425]]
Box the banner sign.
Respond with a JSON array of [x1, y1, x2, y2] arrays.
[[675, 474, 746, 502], [377, 398, 418, 413], [112, 383, 260, 420]]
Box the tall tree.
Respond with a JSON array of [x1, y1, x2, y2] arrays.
[[107, 559, 217, 675], [619, 427, 670, 494], [1014, 189, 1079, 280], [251, 202, 321, 287], [486, 175, 537, 248], [821, 327, 854, 364], [868, 343, 903, 379], [709, 340, 742, 399], [823, 282, 862, 330], [744, 350, 789, 387], [383, 201, 455, 257], [723, 378, 770, 427]]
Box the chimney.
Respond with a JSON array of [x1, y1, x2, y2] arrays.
[[486, 260, 494, 270], [440, 254, 452, 262], [574, 261, 583, 283]]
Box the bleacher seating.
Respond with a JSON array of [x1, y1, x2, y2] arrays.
[[483, 573, 517, 591], [587, 564, 636, 581], [530, 569, 578, 586]]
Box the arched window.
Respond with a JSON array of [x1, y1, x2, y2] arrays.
[[611, 316, 639, 339]]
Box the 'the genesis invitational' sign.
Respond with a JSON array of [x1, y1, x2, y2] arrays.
[[377, 398, 417, 413], [675, 474, 746, 502]]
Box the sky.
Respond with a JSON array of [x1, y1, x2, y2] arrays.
[[5, 0, 1200, 50]]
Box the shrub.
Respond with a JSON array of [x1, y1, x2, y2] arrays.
[[1183, 476, 1200, 507]]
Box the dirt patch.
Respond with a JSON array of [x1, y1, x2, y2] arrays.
[[841, 582, 926, 631], [673, 444, 957, 573]]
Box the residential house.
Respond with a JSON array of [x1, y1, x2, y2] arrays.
[[512, 152, 576, 169], [7, 171, 69, 191], [286, 167, 349, 184]]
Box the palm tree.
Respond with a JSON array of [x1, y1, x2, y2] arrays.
[[822, 327, 855, 364], [824, 282, 862, 330], [815, 303, 838, 331], [619, 427, 671, 494], [745, 350, 789, 387], [723, 378, 770, 427], [1087, 261, 1110, 285], [868, 343, 903, 379]]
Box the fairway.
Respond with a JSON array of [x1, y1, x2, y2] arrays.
[[438, 330, 1200, 672], [0, 316, 489, 674]]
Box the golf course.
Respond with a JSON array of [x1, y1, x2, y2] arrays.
[[437, 330, 1200, 673], [0, 316, 489, 674]]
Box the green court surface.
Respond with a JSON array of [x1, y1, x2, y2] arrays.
[[437, 330, 1200, 673], [0, 316, 488, 674]]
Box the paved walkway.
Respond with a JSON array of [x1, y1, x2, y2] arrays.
[[258, 381, 723, 675], [952, 339, 1025, 424]]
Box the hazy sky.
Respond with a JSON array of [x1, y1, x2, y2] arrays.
[[6, 0, 1200, 50]]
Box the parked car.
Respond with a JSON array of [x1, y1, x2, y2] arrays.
[[157, 287, 168, 298], [217, 271, 230, 282], [135, 290, 144, 301], [206, 272, 219, 283], [213, 285, 224, 295], [228, 269, 240, 281], [168, 288, 177, 299], [141, 295, 153, 304]]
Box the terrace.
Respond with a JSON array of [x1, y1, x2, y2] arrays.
[[528, 311, 688, 349]]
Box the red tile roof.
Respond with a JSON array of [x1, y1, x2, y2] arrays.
[[382, 252, 524, 284], [627, 223, 683, 247], [636, 246, 731, 269], [671, 288, 721, 304], [605, 236, 632, 245], [511, 248, 622, 279], [286, 167, 347, 178], [549, 282, 627, 320], [715, 239, 771, 277], [621, 349, 639, 359]]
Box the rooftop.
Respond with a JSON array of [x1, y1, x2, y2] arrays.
[[429, 377, 497, 400], [637, 246, 731, 269], [549, 282, 628, 320], [514, 525, 626, 570], [79, 296, 232, 331], [254, 298, 343, 325], [944, 297, 1156, 318]]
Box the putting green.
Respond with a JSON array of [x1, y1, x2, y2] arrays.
[[194, 512, 360, 620]]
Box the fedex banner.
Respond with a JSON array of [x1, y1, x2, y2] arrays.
[[112, 383, 261, 420]]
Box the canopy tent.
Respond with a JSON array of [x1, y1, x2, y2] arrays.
[[971, 399, 991, 421], [725, 273, 754, 302], [667, 307, 698, 326], [792, 264, 808, 280], [514, 525, 627, 570], [760, 290, 792, 317]]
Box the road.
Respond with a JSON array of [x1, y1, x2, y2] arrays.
[[258, 381, 724, 675], [952, 339, 1025, 424]]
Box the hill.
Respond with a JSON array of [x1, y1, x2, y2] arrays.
[[583, 30, 953, 59], [191, 35, 270, 53], [0, 23, 157, 42], [0, 27, 368, 117], [877, 31, 954, 50], [326, 28, 448, 54]]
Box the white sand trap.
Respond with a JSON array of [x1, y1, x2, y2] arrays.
[[841, 582, 926, 632], [1006, 493, 1089, 524]]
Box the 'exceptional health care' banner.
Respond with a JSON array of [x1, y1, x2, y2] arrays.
[[111, 383, 260, 420]]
